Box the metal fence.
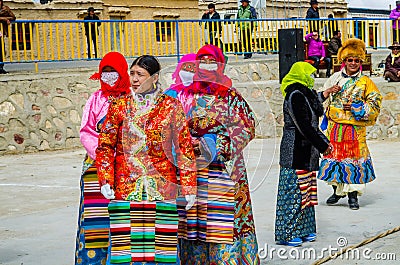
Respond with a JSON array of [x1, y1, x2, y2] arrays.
[[0, 18, 396, 64]]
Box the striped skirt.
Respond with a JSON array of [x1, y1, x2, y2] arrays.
[[177, 160, 235, 244], [75, 157, 110, 265], [178, 160, 260, 264], [108, 200, 179, 265]]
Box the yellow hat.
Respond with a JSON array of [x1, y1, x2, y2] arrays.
[[337, 38, 366, 63]]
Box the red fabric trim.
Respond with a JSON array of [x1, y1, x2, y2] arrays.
[[190, 44, 232, 97]]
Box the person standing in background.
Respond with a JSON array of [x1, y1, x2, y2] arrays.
[[306, 0, 320, 33], [390, 1, 400, 42], [326, 14, 339, 40], [327, 30, 342, 73], [201, 3, 222, 48], [84, 7, 101, 59], [237, 0, 257, 59], [0, 0, 16, 74]]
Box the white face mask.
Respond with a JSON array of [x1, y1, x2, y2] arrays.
[[179, 70, 195, 87], [101, 72, 119, 87], [199, 63, 218, 71]]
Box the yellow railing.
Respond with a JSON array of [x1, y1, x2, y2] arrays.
[[0, 18, 395, 64]]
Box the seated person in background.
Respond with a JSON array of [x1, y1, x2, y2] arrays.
[[384, 42, 400, 82], [305, 31, 332, 77], [327, 30, 342, 56]]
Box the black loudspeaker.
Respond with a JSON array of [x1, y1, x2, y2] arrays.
[[278, 29, 305, 83]]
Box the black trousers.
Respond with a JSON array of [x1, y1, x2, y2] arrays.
[[208, 31, 223, 51], [308, 21, 320, 33], [241, 28, 253, 56], [393, 29, 400, 43], [308, 56, 332, 76], [86, 34, 98, 58], [0, 37, 5, 69]]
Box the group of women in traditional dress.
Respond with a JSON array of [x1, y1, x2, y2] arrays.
[[75, 38, 382, 264], [75, 44, 260, 265]]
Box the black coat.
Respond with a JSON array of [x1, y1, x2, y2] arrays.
[[279, 84, 329, 171], [84, 14, 101, 36], [201, 11, 221, 33], [327, 37, 342, 56], [306, 7, 319, 19], [384, 53, 400, 76]]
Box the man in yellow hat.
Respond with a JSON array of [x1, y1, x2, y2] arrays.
[[317, 38, 382, 210]]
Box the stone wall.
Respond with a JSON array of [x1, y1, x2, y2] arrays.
[[0, 69, 96, 153], [1, 56, 399, 154]]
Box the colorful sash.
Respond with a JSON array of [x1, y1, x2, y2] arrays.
[[178, 159, 235, 244], [296, 170, 318, 210], [108, 200, 178, 264], [82, 163, 110, 248], [328, 123, 360, 160], [318, 122, 376, 184]]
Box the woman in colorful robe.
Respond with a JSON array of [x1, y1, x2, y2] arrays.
[[95, 55, 197, 265], [275, 62, 337, 247], [76, 51, 131, 265], [175, 44, 260, 264], [164, 53, 196, 98], [318, 38, 382, 210]]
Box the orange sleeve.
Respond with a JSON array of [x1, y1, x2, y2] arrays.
[[96, 97, 125, 187], [171, 99, 197, 196]]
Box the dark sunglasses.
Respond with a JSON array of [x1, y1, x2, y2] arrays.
[[346, 58, 361, 63], [392, 47, 400, 50]]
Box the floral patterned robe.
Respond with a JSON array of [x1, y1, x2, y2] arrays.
[[177, 88, 260, 265], [96, 92, 196, 201]]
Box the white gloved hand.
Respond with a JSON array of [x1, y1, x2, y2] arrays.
[[100, 184, 115, 199], [185, 194, 196, 210]]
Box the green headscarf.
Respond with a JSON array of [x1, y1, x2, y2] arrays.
[[280, 62, 317, 97]]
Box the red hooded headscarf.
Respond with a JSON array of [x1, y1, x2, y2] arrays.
[[171, 53, 197, 84], [90, 52, 131, 97], [190, 44, 232, 97]]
